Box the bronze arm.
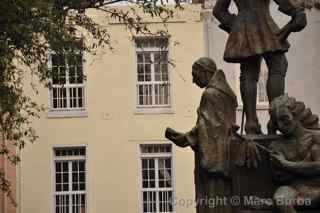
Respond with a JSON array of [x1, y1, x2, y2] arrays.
[[212, 0, 236, 33], [274, 0, 307, 41]]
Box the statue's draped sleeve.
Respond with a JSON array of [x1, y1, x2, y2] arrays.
[[186, 127, 198, 148]]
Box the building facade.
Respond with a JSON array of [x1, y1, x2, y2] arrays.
[[18, 5, 203, 213]]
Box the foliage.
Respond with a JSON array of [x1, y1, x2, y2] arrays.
[[0, 0, 182, 202]]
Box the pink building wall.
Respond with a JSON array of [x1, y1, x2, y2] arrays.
[[0, 139, 17, 213]]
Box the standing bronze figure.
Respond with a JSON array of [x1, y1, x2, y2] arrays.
[[213, 0, 307, 134], [165, 57, 238, 213]]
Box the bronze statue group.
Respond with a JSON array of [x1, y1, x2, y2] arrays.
[[165, 0, 320, 212]]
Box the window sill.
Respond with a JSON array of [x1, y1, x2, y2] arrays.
[[47, 109, 88, 118], [134, 107, 174, 115], [237, 105, 269, 111]]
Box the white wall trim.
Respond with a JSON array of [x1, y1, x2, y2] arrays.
[[47, 109, 88, 118]]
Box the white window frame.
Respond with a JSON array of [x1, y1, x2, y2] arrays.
[[235, 62, 269, 110], [47, 51, 88, 118], [138, 143, 175, 213], [52, 146, 88, 213], [134, 37, 173, 114]]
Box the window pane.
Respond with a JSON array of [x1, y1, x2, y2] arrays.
[[63, 162, 68, 172], [55, 147, 86, 157], [52, 67, 59, 85], [56, 173, 61, 183], [140, 144, 171, 154], [154, 85, 159, 105], [79, 172, 85, 182], [161, 63, 169, 81], [145, 65, 151, 81], [76, 54, 82, 65], [154, 52, 160, 63], [149, 181, 155, 189], [148, 85, 152, 105], [149, 169, 155, 180], [77, 66, 83, 83], [164, 85, 169, 105], [80, 183, 85, 190], [53, 94, 58, 108], [159, 191, 173, 212], [144, 53, 152, 63], [160, 52, 167, 61], [140, 84, 153, 105], [165, 159, 171, 168], [137, 53, 143, 63], [63, 173, 68, 183], [56, 195, 71, 213], [138, 85, 144, 105], [80, 148, 86, 156], [63, 184, 68, 191], [72, 162, 78, 171], [73, 172, 79, 182], [143, 180, 148, 188], [78, 87, 83, 99], [69, 66, 76, 84], [59, 67, 66, 84], [56, 162, 61, 172], [78, 88, 84, 107], [138, 64, 144, 82], [81, 194, 86, 205], [154, 64, 161, 81], [73, 183, 78, 191], [142, 159, 148, 169], [79, 162, 85, 171], [136, 40, 143, 48], [142, 191, 157, 213], [52, 54, 65, 67], [73, 97, 77, 108], [56, 184, 62, 192], [142, 170, 148, 180], [72, 194, 86, 213]]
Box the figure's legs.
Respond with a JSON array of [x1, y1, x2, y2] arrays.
[[263, 52, 288, 134], [240, 56, 262, 134], [273, 186, 298, 213], [263, 52, 287, 102]]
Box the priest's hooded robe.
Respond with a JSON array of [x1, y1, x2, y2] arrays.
[[184, 69, 238, 213]]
